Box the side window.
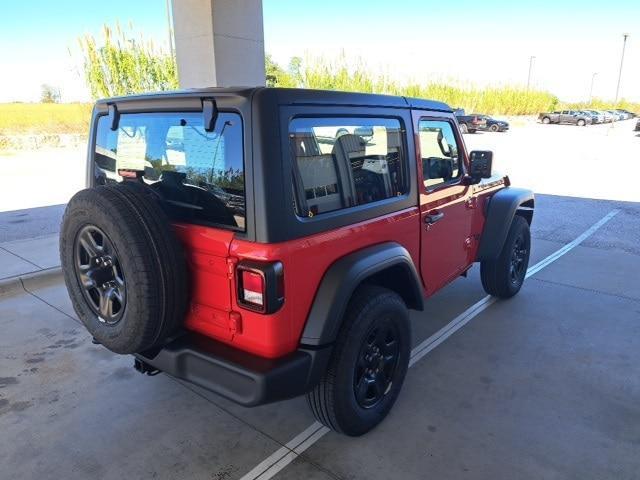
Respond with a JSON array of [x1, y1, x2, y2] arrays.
[[289, 117, 407, 217], [418, 119, 462, 189]]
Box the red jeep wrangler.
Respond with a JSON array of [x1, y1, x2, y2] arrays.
[[61, 87, 533, 436]]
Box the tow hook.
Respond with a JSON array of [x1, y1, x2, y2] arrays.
[[134, 358, 161, 376]]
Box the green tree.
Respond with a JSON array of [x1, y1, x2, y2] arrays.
[[265, 54, 297, 87], [288, 56, 303, 85]]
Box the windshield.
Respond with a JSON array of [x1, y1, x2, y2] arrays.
[[93, 111, 245, 231]]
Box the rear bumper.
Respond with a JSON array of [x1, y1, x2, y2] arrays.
[[135, 332, 332, 406]]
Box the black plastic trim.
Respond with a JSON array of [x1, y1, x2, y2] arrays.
[[202, 98, 218, 132], [476, 187, 535, 261], [107, 104, 119, 130], [134, 332, 332, 406], [300, 242, 424, 346]]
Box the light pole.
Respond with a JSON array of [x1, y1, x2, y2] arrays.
[[614, 34, 629, 105], [527, 56, 536, 90], [589, 72, 598, 103]]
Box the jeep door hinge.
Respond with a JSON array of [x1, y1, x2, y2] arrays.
[[228, 311, 242, 336], [226, 257, 238, 279]]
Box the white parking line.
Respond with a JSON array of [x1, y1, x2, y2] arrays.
[[239, 423, 329, 480], [239, 209, 620, 480]]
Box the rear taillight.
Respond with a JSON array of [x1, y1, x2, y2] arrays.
[[237, 261, 284, 314], [241, 270, 264, 306]]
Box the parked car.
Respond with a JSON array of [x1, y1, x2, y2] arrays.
[[606, 110, 624, 121], [600, 111, 615, 123], [453, 108, 487, 133], [60, 87, 534, 436], [477, 115, 510, 132], [539, 110, 592, 126], [614, 109, 635, 120], [581, 110, 604, 124]]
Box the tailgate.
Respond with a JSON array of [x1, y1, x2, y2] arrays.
[[173, 223, 237, 341]]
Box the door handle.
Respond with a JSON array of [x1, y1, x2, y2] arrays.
[[425, 211, 445, 224]]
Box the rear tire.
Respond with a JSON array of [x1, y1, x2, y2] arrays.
[[306, 285, 410, 436], [60, 183, 188, 354], [480, 215, 531, 299], [459, 123, 469, 134], [542, 117, 551, 124]]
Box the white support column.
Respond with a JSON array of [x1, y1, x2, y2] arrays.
[[171, 0, 266, 88]]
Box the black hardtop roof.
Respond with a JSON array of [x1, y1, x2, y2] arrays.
[[96, 86, 452, 112]]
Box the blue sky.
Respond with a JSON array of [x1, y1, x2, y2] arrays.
[[1, 0, 639, 102]]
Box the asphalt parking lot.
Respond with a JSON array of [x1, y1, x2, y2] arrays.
[[1, 120, 639, 479]]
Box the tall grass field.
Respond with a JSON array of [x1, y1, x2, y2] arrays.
[[0, 103, 92, 135], [2, 51, 638, 138]]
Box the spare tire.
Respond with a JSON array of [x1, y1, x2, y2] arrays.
[[60, 182, 188, 354]]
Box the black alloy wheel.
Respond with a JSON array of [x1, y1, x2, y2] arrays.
[[74, 225, 126, 324], [509, 232, 528, 287], [480, 215, 531, 299], [354, 320, 401, 409]]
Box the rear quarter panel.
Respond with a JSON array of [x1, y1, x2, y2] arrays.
[[229, 208, 420, 357]]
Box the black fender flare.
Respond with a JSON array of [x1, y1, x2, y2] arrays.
[[300, 242, 424, 347], [476, 187, 534, 261]]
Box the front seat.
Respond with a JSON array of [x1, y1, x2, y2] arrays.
[[331, 134, 365, 206]]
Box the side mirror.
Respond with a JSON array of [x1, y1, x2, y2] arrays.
[[469, 150, 493, 181]]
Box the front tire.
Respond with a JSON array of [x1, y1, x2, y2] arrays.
[[490, 124, 499, 132], [480, 215, 531, 299], [577, 119, 586, 126], [459, 123, 469, 134], [306, 285, 410, 436]]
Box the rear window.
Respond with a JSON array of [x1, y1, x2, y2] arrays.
[[94, 111, 245, 231], [289, 117, 407, 217]]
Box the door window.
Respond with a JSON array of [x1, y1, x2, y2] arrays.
[[418, 120, 462, 189]]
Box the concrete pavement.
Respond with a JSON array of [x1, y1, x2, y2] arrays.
[[1, 194, 639, 480], [0, 234, 61, 292], [0, 204, 65, 243]]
